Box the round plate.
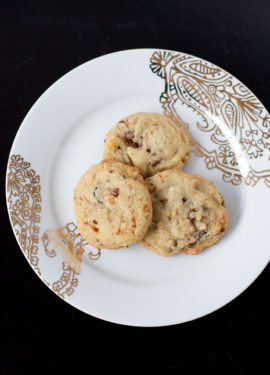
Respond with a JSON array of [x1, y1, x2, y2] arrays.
[[6, 49, 270, 327]]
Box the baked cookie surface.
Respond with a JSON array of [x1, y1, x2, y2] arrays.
[[103, 112, 190, 177], [141, 169, 228, 256], [74, 160, 152, 249]]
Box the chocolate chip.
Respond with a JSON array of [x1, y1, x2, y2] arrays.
[[93, 220, 98, 225], [160, 199, 168, 204], [93, 187, 103, 204], [111, 188, 119, 197], [126, 130, 134, 140], [109, 170, 113, 173], [125, 130, 139, 148], [117, 146, 121, 150], [195, 230, 207, 238], [182, 197, 187, 203], [151, 160, 160, 167], [173, 240, 178, 247], [146, 149, 151, 153]]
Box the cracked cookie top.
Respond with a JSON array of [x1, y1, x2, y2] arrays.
[[103, 112, 190, 177], [141, 169, 228, 256]]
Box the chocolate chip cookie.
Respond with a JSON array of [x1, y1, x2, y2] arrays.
[[103, 112, 190, 177], [74, 160, 152, 249], [141, 169, 228, 256]]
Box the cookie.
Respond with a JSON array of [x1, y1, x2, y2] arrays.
[[103, 112, 190, 177], [74, 160, 152, 250], [141, 169, 228, 256]]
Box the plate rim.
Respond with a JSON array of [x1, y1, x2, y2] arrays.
[[5, 48, 270, 327]]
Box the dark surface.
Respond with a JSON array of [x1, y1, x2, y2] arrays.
[[1, 0, 269, 373]]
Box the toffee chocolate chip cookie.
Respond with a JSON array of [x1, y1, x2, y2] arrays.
[[141, 169, 228, 256], [103, 112, 190, 177], [74, 160, 152, 249]]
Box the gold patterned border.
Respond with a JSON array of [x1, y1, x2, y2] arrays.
[[150, 51, 270, 187], [7, 155, 41, 274], [7, 154, 101, 299], [42, 222, 101, 299]]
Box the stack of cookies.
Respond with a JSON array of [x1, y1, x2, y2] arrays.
[[74, 113, 228, 256]]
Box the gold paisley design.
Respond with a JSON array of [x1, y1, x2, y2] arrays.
[[42, 222, 101, 299], [150, 51, 270, 187], [7, 155, 41, 274]]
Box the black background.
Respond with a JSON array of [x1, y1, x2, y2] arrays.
[[1, 0, 269, 374]]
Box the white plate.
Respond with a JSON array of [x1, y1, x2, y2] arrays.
[[6, 49, 270, 327]]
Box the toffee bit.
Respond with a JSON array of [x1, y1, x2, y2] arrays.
[[131, 217, 136, 228], [119, 118, 129, 124]]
